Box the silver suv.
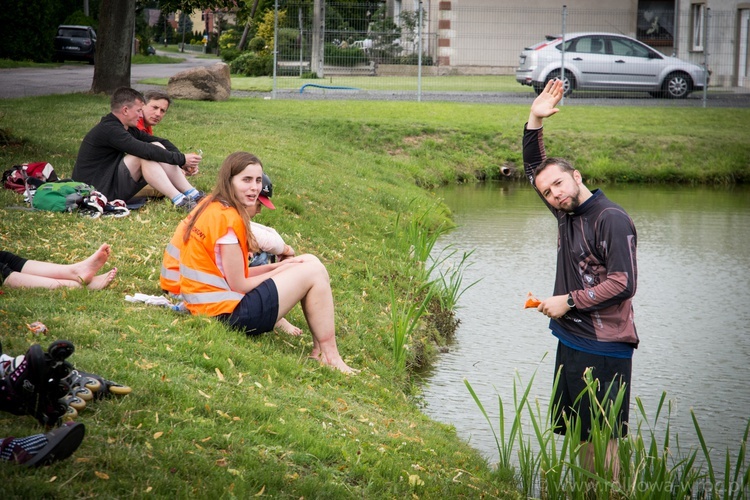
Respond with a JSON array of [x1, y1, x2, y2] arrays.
[[515, 32, 709, 98]]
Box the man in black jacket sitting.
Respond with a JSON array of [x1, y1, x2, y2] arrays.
[[72, 87, 203, 210]]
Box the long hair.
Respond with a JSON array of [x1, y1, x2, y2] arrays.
[[183, 152, 260, 254]]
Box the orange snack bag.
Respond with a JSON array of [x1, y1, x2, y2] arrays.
[[524, 292, 541, 309]]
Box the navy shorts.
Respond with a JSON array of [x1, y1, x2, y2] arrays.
[[220, 279, 279, 336], [552, 342, 632, 439], [0, 250, 27, 285]]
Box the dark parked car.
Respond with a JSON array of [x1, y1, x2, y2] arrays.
[[515, 32, 709, 98], [53, 25, 96, 64]]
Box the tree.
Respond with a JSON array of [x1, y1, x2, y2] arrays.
[[91, 0, 136, 94], [91, 0, 244, 94]]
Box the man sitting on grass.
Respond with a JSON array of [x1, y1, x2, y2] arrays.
[[72, 87, 203, 210]]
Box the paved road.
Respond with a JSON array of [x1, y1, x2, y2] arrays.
[[0, 51, 219, 99], [2, 51, 748, 108]]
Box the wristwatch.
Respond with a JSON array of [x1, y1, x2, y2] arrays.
[[567, 293, 576, 309]]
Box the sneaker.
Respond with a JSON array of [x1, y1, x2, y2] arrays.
[[174, 196, 197, 212], [2, 421, 86, 467], [191, 190, 206, 203]]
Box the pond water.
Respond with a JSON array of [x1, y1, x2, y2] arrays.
[[420, 182, 750, 469]]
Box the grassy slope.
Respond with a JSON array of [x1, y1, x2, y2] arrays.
[[0, 95, 748, 497]]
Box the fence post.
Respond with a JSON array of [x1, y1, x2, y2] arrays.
[[702, 7, 710, 107], [672, 0, 680, 57], [561, 5, 567, 105], [299, 7, 304, 78], [272, 0, 279, 99], [417, 0, 423, 102]]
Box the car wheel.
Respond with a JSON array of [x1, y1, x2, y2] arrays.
[[546, 70, 575, 97], [663, 72, 692, 99]]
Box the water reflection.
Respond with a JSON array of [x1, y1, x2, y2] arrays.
[[421, 182, 750, 467]]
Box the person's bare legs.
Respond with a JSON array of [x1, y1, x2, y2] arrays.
[[123, 146, 195, 200], [581, 439, 620, 481], [270, 255, 356, 374], [4, 244, 117, 290]]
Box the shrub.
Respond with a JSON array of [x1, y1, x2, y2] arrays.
[[63, 11, 97, 31], [398, 53, 434, 66], [324, 43, 369, 67], [219, 29, 240, 51], [229, 52, 273, 76], [221, 47, 241, 63], [249, 36, 267, 53], [277, 28, 300, 60]]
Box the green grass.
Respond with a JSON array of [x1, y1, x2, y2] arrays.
[[132, 54, 185, 64], [0, 59, 60, 69], [138, 74, 536, 93], [0, 94, 748, 497]]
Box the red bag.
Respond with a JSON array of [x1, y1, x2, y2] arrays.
[[2, 162, 59, 194]]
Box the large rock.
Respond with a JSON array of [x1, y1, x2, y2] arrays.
[[167, 62, 231, 101]]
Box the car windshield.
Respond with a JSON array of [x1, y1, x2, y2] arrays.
[[58, 29, 89, 38]]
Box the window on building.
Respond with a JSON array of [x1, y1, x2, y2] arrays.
[[691, 3, 705, 51]]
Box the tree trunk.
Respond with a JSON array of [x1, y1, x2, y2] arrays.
[[91, 0, 136, 94], [237, 0, 261, 51]]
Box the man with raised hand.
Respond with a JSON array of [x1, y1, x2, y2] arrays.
[[523, 79, 639, 480]]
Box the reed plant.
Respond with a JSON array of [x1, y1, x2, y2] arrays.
[[467, 369, 750, 499], [693, 410, 750, 499], [428, 247, 480, 313], [389, 282, 434, 370]]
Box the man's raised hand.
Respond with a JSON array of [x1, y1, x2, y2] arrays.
[[528, 79, 564, 128]]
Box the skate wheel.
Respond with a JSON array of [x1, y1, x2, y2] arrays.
[[108, 384, 132, 396], [63, 395, 87, 411], [63, 406, 78, 421], [72, 386, 94, 401], [81, 377, 102, 392]]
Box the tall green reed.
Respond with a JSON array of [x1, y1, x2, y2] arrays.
[[428, 247, 480, 312], [390, 282, 434, 370], [693, 409, 750, 500], [467, 368, 750, 499], [390, 204, 478, 368]]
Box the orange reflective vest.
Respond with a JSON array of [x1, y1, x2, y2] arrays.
[[160, 219, 186, 295], [174, 201, 249, 317]]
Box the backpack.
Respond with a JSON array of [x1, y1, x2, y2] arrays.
[[2, 162, 59, 194], [32, 180, 94, 212]]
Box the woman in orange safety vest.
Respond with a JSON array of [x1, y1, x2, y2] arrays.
[[164, 151, 357, 374]]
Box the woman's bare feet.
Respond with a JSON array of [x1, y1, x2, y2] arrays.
[[275, 318, 303, 336], [319, 352, 359, 375], [72, 244, 111, 285], [87, 267, 117, 290]]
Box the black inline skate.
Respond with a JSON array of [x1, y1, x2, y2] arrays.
[[0, 340, 76, 427]]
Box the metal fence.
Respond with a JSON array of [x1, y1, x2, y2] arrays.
[[259, 2, 750, 106]]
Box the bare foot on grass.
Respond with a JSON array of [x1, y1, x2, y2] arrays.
[[73, 244, 111, 285], [275, 318, 303, 336], [319, 352, 359, 375], [87, 267, 117, 290]]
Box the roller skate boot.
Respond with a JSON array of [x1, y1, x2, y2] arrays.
[[0, 340, 76, 427]]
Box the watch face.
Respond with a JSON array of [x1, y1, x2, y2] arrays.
[[567, 295, 575, 307]]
